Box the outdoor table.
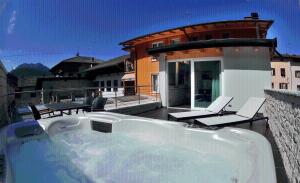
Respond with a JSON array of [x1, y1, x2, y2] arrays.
[[45, 102, 91, 116]]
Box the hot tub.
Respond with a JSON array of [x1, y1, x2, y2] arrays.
[[0, 112, 276, 183]]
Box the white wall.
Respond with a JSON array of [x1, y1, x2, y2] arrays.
[[158, 54, 167, 106], [222, 47, 271, 111], [290, 62, 300, 91], [95, 73, 124, 98]]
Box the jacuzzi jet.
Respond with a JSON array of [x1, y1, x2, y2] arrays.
[[91, 120, 112, 133]]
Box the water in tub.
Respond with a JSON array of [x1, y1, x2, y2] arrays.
[[6, 125, 238, 183]]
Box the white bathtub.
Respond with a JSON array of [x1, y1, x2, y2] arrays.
[[0, 112, 276, 183]]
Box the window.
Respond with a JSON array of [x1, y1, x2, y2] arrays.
[[222, 33, 230, 39], [106, 80, 111, 92], [30, 92, 36, 98], [272, 83, 274, 89], [271, 68, 275, 76], [121, 81, 123, 87], [279, 83, 288, 89], [168, 61, 190, 86], [295, 71, 300, 78], [151, 74, 159, 93], [191, 37, 198, 41], [151, 55, 159, 62], [113, 80, 118, 92], [171, 38, 180, 45], [297, 85, 300, 91], [100, 81, 105, 91], [152, 41, 164, 48], [205, 34, 212, 40], [125, 59, 134, 72], [280, 68, 286, 77]]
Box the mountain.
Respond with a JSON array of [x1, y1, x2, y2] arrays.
[[10, 63, 52, 78]]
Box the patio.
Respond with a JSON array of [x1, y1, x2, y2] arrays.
[[135, 107, 289, 183]]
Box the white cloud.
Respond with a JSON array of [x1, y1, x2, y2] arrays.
[[7, 10, 16, 34]]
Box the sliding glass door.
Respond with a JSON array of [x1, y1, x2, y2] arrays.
[[192, 61, 220, 108], [167, 61, 191, 108]]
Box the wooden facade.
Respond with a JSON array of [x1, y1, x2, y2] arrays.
[[121, 14, 273, 95]]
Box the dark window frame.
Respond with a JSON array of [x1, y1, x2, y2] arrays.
[[106, 80, 111, 92], [113, 80, 118, 92], [280, 68, 286, 77], [271, 68, 275, 76], [279, 83, 288, 89], [222, 33, 230, 39], [205, 34, 213, 40], [295, 71, 300, 78]]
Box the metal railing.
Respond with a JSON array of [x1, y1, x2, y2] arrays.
[[0, 85, 160, 126]]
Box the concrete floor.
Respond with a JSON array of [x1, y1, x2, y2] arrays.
[[135, 107, 289, 183]]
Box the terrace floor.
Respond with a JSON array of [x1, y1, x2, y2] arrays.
[[135, 107, 289, 183]]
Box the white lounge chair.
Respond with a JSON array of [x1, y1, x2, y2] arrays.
[[195, 97, 268, 127], [168, 96, 233, 121]]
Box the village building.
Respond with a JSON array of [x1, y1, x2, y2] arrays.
[[0, 61, 9, 125], [271, 54, 300, 91], [84, 55, 131, 97], [120, 13, 276, 111]]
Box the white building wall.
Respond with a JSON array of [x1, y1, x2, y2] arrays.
[[290, 62, 300, 91], [95, 73, 124, 98], [158, 54, 167, 106], [222, 47, 271, 111]]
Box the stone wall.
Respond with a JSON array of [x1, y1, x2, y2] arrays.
[[264, 89, 300, 183]]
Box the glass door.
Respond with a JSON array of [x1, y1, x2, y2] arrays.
[[192, 61, 220, 108], [167, 61, 191, 108]]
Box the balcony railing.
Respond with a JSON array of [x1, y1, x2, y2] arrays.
[[0, 85, 160, 126]]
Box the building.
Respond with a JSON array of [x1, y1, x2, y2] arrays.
[[15, 76, 42, 106], [50, 53, 103, 77], [271, 54, 300, 91], [120, 13, 276, 110], [0, 60, 9, 125], [84, 55, 132, 97], [35, 54, 104, 103]]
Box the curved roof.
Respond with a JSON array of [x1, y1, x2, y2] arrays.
[[148, 38, 277, 54], [50, 56, 104, 73], [120, 19, 273, 46]]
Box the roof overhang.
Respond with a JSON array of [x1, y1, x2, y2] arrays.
[[148, 38, 277, 55], [120, 19, 273, 46]]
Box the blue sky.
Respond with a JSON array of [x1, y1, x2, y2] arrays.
[[0, 0, 299, 71]]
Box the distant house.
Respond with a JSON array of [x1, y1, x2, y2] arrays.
[[50, 53, 103, 77], [120, 13, 276, 110], [16, 76, 41, 106], [0, 60, 9, 124], [84, 55, 131, 97], [271, 54, 300, 91], [7, 73, 18, 111], [36, 54, 103, 103]]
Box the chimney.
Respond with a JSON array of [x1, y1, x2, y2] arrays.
[[244, 12, 259, 20]]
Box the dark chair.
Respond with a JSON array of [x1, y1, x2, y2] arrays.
[[29, 105, 41, 120], [82, 96, 94, 112], [91, 97, 107, 112]]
